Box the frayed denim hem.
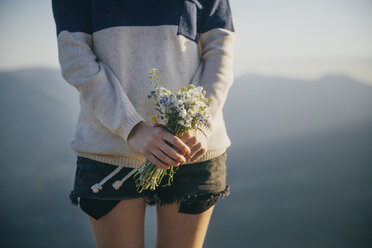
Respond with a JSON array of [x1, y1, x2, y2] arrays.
[[144, 185, 231, 214], [68, 190, 148, 206], [69, 190, 79, 206]]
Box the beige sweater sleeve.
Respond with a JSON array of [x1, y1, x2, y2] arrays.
[[57, 31, 145, 142], [193, 28, 235, 139]]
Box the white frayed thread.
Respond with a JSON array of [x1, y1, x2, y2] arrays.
[[90, 166, 123, 193], [112, 168, 138, 190]]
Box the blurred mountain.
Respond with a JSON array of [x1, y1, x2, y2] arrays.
[[0, 68, 92, 248], [0, 67, 79, 190], [224, 73, 372, 147], [0, 68, 371, 248]]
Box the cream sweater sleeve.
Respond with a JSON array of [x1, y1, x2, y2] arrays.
[[193, 0, 236, 139], [52, 0, 145, 143]]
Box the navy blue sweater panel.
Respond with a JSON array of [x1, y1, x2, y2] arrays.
[[52, 0, 92, 35], [52, 0, 234, 38], [91, 0, 182, 32], [200, 0, 235, 33]]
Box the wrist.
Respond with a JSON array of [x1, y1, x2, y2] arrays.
[[127, 121, 146, 142]]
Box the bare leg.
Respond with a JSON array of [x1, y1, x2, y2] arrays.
[[155, 201, 215, 248], [88, 197, 146, 248]]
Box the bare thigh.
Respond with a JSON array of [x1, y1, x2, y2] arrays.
[[88, 197, 147, 248], [155, 201, 215, 248]]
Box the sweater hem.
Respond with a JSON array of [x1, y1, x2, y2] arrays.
[[74, 147, 227, 168]]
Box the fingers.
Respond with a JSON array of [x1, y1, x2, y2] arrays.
[[145, 127, 207, 166], [157, 140, 186, 165], [162, 131, 191, 156], [187, 141, 207, 162], [145, 152, 171, 170], [143, 126, 188, 168], [152, 148, 180, 167], [181, 133, 199, 158], [181, 131, 207, 162], [190, 148, 206, 162], [189, 142, 202, 156]]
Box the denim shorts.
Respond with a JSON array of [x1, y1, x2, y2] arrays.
[[69, 152, 230, 220]]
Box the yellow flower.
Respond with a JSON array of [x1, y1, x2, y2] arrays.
[[150, 115, 157, 123]]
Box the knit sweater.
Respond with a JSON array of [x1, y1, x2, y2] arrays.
[[52, 0, 235, 168]]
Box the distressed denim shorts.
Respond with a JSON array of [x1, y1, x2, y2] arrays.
[[69, 151, 230, 220]]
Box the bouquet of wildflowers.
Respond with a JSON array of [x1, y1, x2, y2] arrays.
[[134, 68, 212, 193]]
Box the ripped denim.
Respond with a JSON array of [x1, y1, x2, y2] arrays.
[[69, 152, 230, 220]]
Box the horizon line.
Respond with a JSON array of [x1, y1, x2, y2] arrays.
[[0, 65, 371, 87]]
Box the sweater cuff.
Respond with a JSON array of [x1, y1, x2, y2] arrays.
[[118, 112, 145, 143]]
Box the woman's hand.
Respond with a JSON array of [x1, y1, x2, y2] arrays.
[[127, 121, 191, 169], [179, 129, 208, 162]]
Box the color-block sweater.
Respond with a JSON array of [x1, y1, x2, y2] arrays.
[[52, 0, 235, 169]]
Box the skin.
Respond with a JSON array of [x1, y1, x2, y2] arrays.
[[127, 121, 208, 168], [179, 127, 208, 163], [88, 198, 147, 248], [155, 201, 215, 248], [88, 199, 214, 248], [88, 121, 212, 248]]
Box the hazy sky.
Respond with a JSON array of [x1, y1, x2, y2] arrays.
[[0, 0, 371, 84]]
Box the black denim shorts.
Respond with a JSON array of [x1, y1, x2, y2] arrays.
[[69, 152, 230, 220]]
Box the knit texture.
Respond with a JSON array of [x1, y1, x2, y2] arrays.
[[52, 0, 235, 168]]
